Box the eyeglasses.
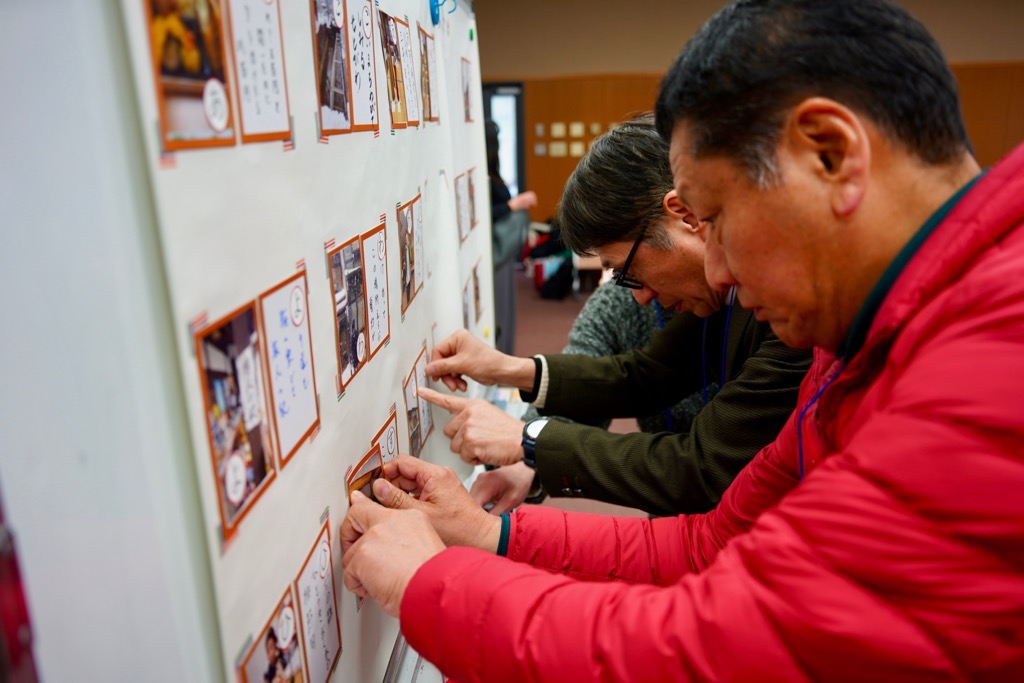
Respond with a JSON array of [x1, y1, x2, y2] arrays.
[[611, 223, 648, 290]]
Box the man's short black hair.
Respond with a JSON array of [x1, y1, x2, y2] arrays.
[[655, 0, 971, 184]]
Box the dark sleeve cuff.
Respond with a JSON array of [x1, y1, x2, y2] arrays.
[[497, 513, 511, 556], [518, 356, 543, 403]]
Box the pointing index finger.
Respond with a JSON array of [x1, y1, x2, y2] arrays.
[[417, 386, 469, 414]]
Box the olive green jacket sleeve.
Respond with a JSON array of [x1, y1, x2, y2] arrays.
[[533, 311, 811, 516]]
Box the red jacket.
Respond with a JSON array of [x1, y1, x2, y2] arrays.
[[401, 144, 1024, 682]]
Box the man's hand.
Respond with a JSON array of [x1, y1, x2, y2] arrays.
[[373, 455, 502, 550], [427, 330, 536, 393], [340, 491, 445, 618], [508, 191, 537, 212], [419, 387, 525, 466], [470, 462, 537, 515]]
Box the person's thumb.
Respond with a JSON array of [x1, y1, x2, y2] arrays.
[[373, 477, 418, 510]]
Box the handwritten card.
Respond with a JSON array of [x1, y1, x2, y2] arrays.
[[421, 27, 440, 122], [360, 223, 390, 356], [227, 0, 291, 142], [395, 18, 420, 126], [240, 589, 305, 683], [455, 173, 470, 242], [310, 0, 353, 135], [472, 263, 482, 323], [295, 523, 342, 683], [461, 57, 473, 122], [467, 167, 478, 229], [371, 410, 400, 463], [412, 194, 425, 292], [259, 272, 320, 465], [348, 0, 379, 131], [195, 304, 276, 537]]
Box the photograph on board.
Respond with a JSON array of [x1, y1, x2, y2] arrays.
[[397, 198, 418, 313], [328, 236, 368, 389], [195, 303, 275, 534], [146, 0, 235, 150], [346, 444, 383, 502], [402, 370, 422, 459], [240, 589, 305, 683], [455, 172, 470, 242], [377, 10, 408, 128], [472, 263, 482, 323], [462, 279, 471, 330], [310, 0, 353, 135], [461, 57, 472, 122], [467, 167, 478, 229]]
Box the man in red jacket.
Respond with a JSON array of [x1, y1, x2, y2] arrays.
[[341, 1, 1024, 680]]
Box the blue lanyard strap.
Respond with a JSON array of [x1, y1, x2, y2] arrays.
[[796, 363, 843, 478], [701, 288, 736, 406]]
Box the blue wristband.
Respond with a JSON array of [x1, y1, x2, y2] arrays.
[[497, 513, 511, 556]]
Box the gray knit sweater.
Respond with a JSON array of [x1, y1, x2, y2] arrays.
[[522, 282, 704, 433]]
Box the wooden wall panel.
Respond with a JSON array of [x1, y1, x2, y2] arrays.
[[508, 63, 1024, 223]]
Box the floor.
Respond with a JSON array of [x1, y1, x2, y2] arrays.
[[512, 266, 648, 519]]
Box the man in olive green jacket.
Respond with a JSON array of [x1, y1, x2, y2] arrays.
[[420, 115, 811, 517]]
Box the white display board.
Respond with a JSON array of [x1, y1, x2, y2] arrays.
[[118, 0, 489, 680]]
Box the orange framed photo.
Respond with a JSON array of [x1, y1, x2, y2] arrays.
[[294, 521, 342, 683], [472, 260, 483, 324], [238, 588, 306, 683], [370, 407, 400, 464], [467, 166, 478, 229], [377, 9, 408, 129], [194, 301, 276, 541], [347, 0, 380, 132], [346, 443, 384, 502], [257, 271, 320, 469], [225, 0, 293, 144], [412, 343, 435, 446], [309, 0, 354, 136], [454, 172, 470, 243], [360, 222, 391, 359], [401, 368, 422, 459], [461, 57, 473, 122], [397, 194, 422, 314], [326, 236, 370, 391], [144, 0, 236, 151], [417, 25, 440, 123], [461, 277, 471, 330]]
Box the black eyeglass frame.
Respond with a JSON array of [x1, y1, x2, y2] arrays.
[[611, 223, 648, 290]]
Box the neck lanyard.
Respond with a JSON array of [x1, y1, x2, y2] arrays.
[[701, 288, 736, 406]]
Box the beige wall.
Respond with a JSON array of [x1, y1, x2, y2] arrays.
[[476, 0, 1024, 80]]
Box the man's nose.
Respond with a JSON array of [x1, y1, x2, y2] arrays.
[[704, 239, 737, 293]]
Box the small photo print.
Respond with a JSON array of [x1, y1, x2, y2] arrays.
[[328, 237, 368, 389], [310, 0, 353, 135], [402, 370, 422, 458], [455, 173, 470, 242], [146, 0, 235, 150], [472, 263, 482, 323], [195, 303, 276, 536], [347, 444, 383, 502], [462, 280, 471, 330], [239, 589, 305, 683], [467, 167, 477, 229], [377, 9, 408, 128], [413, 345, 434, 443], [397, 195, 421, 313], [461, 57, 473, 122]]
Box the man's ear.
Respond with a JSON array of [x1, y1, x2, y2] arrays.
[[663, 190, 702, 234], [786, 97, 869, 217]]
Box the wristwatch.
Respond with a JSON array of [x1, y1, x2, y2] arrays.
[[521, 418, 550, 470]]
